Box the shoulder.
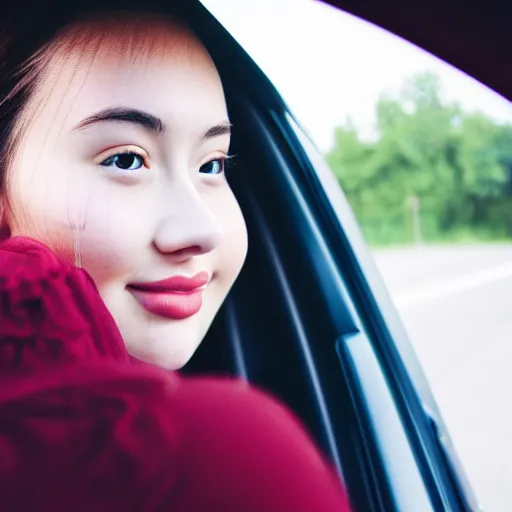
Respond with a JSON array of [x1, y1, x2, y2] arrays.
[[166, 376, 352, 512]]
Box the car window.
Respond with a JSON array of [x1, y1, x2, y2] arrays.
[[201, 1, 512, 511]]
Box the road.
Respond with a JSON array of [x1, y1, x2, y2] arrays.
[[373, 245, 512, 512]]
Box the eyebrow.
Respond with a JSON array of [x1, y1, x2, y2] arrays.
[[202, 121, 232, 140], [73, 107, 165, 134], [72, 107, 232, 140]]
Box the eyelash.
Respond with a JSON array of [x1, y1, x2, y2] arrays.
[[199, 155, 234, 176], [99, 148, 149, 171]]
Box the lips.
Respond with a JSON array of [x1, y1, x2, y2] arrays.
[[127, 271, 210, 320]]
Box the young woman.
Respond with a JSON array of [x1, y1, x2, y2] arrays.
[[0, 6, 247, 370], [0, 2, 353, 509]]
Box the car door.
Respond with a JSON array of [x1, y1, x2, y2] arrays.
[[179, 1, 483, 510]]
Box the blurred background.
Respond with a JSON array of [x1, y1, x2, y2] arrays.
[[202, 1, 512, 510]]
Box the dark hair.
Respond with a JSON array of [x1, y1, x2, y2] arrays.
[[0, 0, 191, 192]]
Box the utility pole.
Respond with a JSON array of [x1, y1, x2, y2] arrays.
[[407, 194, 422, 248]]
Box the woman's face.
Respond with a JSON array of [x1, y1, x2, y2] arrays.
[[3, 16, 248, 369]]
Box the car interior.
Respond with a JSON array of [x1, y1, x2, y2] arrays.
[[179, 1, 509, 510]]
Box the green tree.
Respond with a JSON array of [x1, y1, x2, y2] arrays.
[[327, 72, 512, 245]]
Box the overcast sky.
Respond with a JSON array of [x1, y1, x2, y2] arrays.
[[201, 0, 512, 152]]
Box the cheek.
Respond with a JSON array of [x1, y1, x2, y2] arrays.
[[7, 166, 157, 285], [7, 163, 76, 260], [67, 185, 158, 285]]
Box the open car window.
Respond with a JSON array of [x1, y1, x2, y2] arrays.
[[202, 1, 512, 511]]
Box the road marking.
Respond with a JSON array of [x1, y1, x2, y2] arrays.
[[393, 261, 512, 309]]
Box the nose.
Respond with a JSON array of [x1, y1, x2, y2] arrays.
[[153, 183, 223, 260]]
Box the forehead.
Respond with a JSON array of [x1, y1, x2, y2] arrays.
[[26, 16, 227, 135]]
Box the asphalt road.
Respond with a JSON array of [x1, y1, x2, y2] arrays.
[[373, 245, 512, 512]]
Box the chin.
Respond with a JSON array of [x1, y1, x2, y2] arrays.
[[155, 350, 195, 371], [126, 331, 202, 371]]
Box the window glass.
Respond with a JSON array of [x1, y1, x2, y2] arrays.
[[202, 1, 512, 511]]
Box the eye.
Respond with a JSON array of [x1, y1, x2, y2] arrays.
[[100, 152, 145, 171], [199, 158, 226, 175]]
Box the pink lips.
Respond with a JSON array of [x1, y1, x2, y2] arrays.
[[127, 271, 210, 320]]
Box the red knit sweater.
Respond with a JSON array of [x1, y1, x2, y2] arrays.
[[0, 236, 352, 511]]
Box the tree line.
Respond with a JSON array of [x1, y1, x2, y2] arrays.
[[326, 72, 512, 246]]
